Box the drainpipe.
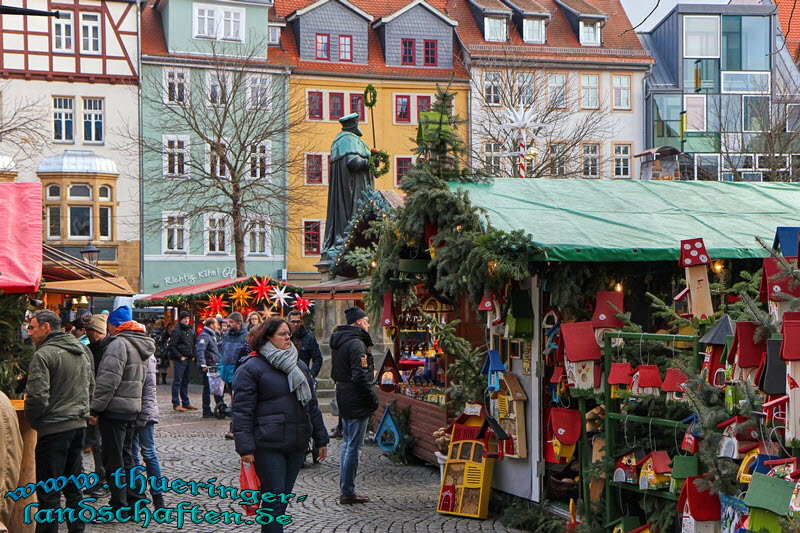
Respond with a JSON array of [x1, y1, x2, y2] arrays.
[[282, 68, 289, 280], [137, 0, 145, 293]]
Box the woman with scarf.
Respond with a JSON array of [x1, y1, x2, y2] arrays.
[[231, 318, 329, 533]]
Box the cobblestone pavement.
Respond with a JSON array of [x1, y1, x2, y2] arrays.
[[73, 384, 522, 533]]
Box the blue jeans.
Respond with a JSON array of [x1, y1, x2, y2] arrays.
[[253, 449, 306, 533], [339, 417, 369, 497], [131, 421, 163, 497], [171, 359, 191, 407]]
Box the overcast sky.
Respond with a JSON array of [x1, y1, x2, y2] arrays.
[[620, 0, 731, 32]]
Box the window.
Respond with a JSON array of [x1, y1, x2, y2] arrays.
[[396, 157, 412, 186], [582, 144, 599, 178], [304, 221, 322, 255], [548, 74, 566, 108], [99, 185, 111, 200], [164, 136, 189, 178], [579, 20, 600, 46], [417, 96, 431, 121], [614, 145, 631, 178], [305, 154, 324, 184], [788, 104, 800, 132], [207, 73, 228, 106], [47, 206, 61, 239], [517, 73, 534, 107], [684, 95, 706, 131], [82, 98, 103, 142], [208, 141, 228, 179], [743, 96, 769, 132], [423, 40, 438, 66], [206, 214, 227, 254], [695, 154, 719, 181], [268, 26, 281, 45], [339, 35, 352, 62], [722, 16, 769, 71], [80, 13, 101, 54], [523, 18, 545, 43], [46, 184, 61, 200], [53, 97, 74, 142], [99, 206, 111, 240], [484, 72, 501, 105], [165, 69, 188, 104], [315, 34, 330, 60], [350, 94, 365, 121], [329, 93, 344, 120], [195, 6, 216, 38], [222, 9, 241, 40], [395, 95, 410, 122], [684, 58, 719, 93], [484, 141, 502, 174], [69, 206, 91, 239], [581, 74, 599, 109], [248, 219, 270, 256], [68, 184, 91, 200], [401, 39, 415, 65], [721, 71, 770, 94], [684, 16, 720, 58], [53, 12, 73, 52], [485, 17, 507, 42], [308, 91, 323, 119], [549, 143, 568, 176], [249, 141, 271, 180], [613, 75, 631, 110], [248, 76, 271, 110], [164, 213, 188, 253]]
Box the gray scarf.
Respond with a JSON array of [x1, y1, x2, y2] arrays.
[[259, 341, 312, 406]]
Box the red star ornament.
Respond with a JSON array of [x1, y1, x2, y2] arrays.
[[251, 276, 273, 302], [293, 295, 313, 315], [204, 294, 227, 315]]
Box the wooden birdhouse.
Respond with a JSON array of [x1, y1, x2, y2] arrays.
[[737, 442, 780, 484], [592, 291, 625, 348], [381, 291, 394, 327], [761, 395, 788, 428], [548, 408, 581, 463], [698, 314, 735, 387], [669, 455, 699, 494], [630, 365, 662, 397], [678, 476, 721, 533], [780, 316, 800, 441], [764, 457, 798, 480], [759, 257, 800, 321], [728, 321, 766, 387], [373, 406, 401, 453], [561, 322, 602, 391], [476, 417, 512, 460], [372, 349, 402, 392], [549, 366, 567, 403], [759, 339, 786, 396], [494, 373, 528, 459], [607, 362, 633, 399], [638, 451, 672, 490], [773, 226, 800, 257], [716, 416, 759, 459], [662, 368, 689, 403], [628, 524, 652, 533], [743, 473, 796, 533], [478, 290, 495, 312], [481, 349, 506, 392], [679, 238, 714, 319], [612, 447, 646, 484]]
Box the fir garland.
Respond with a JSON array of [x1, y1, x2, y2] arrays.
[[368, 150, 390, 177], [0, 294, 34, 397], [135, 278, 304, 308]]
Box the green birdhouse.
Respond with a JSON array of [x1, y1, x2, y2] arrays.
[[743, 473, 796, 533]]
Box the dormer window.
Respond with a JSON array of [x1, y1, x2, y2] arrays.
[[485, 17, 507, 42], [523, 18, 545, 44], [580, 20, 600, 46], [268, 26, 281, 45]]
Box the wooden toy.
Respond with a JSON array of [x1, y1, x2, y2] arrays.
[[679, 238, 714, 319]]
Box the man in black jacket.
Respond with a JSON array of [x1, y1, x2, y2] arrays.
[[330, 306, 378, 505], [288, 310, 323, 378], [196, 317, 223, 418], [169, 311, 198, 412]]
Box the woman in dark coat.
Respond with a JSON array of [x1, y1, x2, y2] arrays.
[[232, 318, 329, 533]]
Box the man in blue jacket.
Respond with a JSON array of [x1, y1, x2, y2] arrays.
[[196, 317, 223, 418], [288, 310, 323, 378], [220, 312, 247, 439]]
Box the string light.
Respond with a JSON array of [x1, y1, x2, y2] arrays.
[[712, 260, 724, 274], [614, 282, 623, 292]]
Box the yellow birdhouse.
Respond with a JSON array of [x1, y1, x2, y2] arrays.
[[549, 408, 581, 463], [495, 373, 528, 458], [638, 451, 672, 490]]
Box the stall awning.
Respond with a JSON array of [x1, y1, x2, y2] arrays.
[[452, 180, 800, 262], [140, 277, 249, 302], [44, 277, 134, 297], [0, 183, 42, 293], [303, 278, 370, 300]]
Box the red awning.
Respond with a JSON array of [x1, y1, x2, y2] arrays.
[[141, 277, 249, 302], [0, 183, 42, 293]]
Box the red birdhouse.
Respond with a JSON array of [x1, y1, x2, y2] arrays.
[[478, 290, 495, 312], [680, 238, 711, 267], [592, 291, 625, 329]]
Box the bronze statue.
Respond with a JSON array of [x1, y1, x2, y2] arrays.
[[322, 113, 374, 256]]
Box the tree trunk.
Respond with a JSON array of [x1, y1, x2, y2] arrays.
[[232, 180, 246, 277]]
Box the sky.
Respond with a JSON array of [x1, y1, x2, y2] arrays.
[[619, 0, 731, 32]]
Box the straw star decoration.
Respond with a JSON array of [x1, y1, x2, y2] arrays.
[[251, 276, 273, 302], [229, 285, 252, 308], [293, 295, 313, 315], [270, 285, 291, 307], [204, 294, 227, 315]]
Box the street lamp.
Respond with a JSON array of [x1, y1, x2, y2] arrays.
[[80, 242, 100, 266]]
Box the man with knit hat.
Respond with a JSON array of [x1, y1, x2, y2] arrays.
[[330, 306, 378, 505], [90, 305, 153, 514], [169, 311, 198, 411], [84, 313, 111, 494]]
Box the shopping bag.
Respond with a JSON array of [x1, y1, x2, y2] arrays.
[[239, 461, 261, 516], [209, 370, 224, 397]]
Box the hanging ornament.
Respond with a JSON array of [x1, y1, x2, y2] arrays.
[[262, 304, 277, 319], [251, 276, 273, 302], [229, 285, 253, 308], [293, 295, 313, 315], [204, 294, 227, 315], [270, 285, 291, 307]]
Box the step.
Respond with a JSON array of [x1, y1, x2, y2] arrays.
[[316, 378, 335, 389], [316, 388, 335, 400]]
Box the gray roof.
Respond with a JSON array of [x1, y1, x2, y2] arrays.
[[37, 150, 119, 175], [699, 314, 735, 345], [638, 32, 677, 88]]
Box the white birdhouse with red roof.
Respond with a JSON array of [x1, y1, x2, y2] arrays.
[[561, 322, 602, 391], [679, 238, 714, 320], [678, 475, 721, 533], [716, 416, 759, 459], [630, 365, 662, 397], [662, 368, 689, 403], [780, 314, 800, 441]]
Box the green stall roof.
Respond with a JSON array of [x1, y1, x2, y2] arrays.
[[451, 179, 800, 262]]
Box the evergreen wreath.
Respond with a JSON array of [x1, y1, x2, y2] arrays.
[[364, 84, 378, 108], [368, 149, 390, 177]]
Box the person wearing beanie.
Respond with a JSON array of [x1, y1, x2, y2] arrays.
[[168, 311, 198, 412], [84, 313, 111, 495], [329, 306, 377, 505]]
